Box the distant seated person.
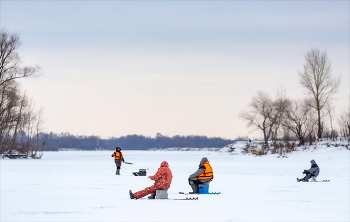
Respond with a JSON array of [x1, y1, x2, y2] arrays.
[[188, 157, 214, 194], [129, 161, 173, 199], [297, 159, 320, 182]]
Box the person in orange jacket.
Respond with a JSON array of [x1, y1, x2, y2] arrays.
[[188, 157, 213, 194], [129, 161, 173, 199], [111, 147, 124, 175]]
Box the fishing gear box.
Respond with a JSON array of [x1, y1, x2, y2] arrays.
[[132, 169, 147, 176]]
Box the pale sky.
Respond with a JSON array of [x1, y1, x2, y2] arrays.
[[1, 1, 349, 139]]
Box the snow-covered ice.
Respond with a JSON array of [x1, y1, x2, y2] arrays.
[[1, 147, 349, 221]]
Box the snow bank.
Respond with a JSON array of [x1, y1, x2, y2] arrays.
[[148, 147, 220, 151], [218, 139, 349, 156], [218, 141, 248, 154]]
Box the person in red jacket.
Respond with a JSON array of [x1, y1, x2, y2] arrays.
[[129, 161, 173, 199]]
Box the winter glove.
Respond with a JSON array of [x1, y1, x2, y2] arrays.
[[302, 170, 307, 174]]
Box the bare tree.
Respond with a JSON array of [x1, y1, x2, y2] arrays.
[[240, 90, 289, 146], [282, 99, 317, 145], [270, 88, 290, 142], [324, 101, 336, 140], [299, 48, 341, 139], [21, 100, 46, 158], [338, 100, 350, 138], [0, 30, 40, 87], [0, 29, 43, 158], [0, 81, 24, 153]]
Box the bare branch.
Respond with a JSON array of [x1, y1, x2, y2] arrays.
[[298, 48, 341, 139]]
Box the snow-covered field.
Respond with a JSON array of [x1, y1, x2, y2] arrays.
[[1, 147, 349, 221]]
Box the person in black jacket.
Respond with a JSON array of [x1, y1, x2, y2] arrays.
[[297, 159, 320, 182]]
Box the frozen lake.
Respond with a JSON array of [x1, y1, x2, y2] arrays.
[[1, 149, 349, 221]]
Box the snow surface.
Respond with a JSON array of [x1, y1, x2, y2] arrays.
[[1, 147, 349, 221]]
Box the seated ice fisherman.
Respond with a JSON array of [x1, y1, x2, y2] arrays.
[[129, 161, 173, 199], [297, 159, 320, 182], [188, 157, 214, 194]]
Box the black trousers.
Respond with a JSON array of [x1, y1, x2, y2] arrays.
[[188, 178, 204, 185], [303, 173, 316, 180]]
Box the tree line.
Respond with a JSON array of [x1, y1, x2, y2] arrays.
[[41, 132, 240, 151], [240, 48, 349, 147]]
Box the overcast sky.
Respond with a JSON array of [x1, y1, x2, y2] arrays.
[[1, 1, 349, 139]]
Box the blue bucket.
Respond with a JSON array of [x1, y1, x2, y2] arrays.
[[198, 184, 209, 194]]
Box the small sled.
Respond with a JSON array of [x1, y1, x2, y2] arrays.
[[297, 178, 331, 182]]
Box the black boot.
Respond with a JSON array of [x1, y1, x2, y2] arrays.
[[148, 194, 155, 199], [129, 190, 135, 199], [297, 178, 303, 182]]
